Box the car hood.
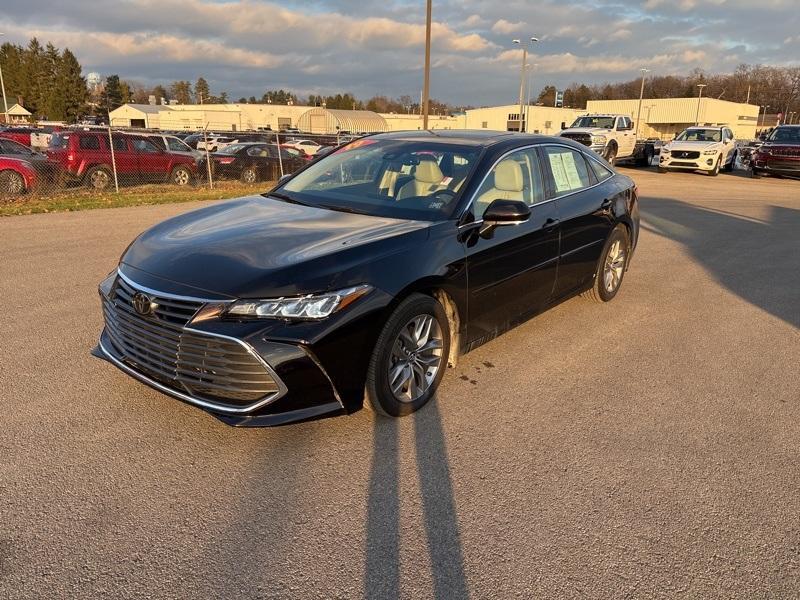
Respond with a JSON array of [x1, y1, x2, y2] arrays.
[[120, 195, 432, 298], [561, 127, 612, 136], [664, 140, 722, 152]]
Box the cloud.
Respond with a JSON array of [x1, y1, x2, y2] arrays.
[[491, 19, 525, 35]]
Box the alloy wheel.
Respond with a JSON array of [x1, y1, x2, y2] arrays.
[[388, 314, 444, 403], [90, 170, 110, 189], [0, 170, 25, 196], [603, 239, 626, 293], [174, 168, 190, 186], [242, 168, 257, 183]]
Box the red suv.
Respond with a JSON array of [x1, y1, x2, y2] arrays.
[[751, 125, 800, 178], [47, 131, 198, 189]]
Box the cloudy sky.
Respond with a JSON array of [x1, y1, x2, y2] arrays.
[[2, 0, 798, 105]]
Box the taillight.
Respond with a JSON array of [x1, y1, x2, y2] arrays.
[[217, 157, 235, 164]]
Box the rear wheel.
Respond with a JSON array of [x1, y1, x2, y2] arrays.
[[171, 165, 193, 186], [582, 225, 630, 303], [85, 166, 112, 190], [0, 169, 26, 197], [240, 166, 259, 184], [750, 166, 762, 178], [365, 294, 450, 417], [724, 150, 737, 172]]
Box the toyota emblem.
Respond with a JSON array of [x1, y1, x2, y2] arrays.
[[132, 292, 157, 316]]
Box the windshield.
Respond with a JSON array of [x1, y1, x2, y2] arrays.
[[675, 128, 721, 142], [767, 127, 800, 143], [279, 139, 480, 221], [571, 116, 615, 129]]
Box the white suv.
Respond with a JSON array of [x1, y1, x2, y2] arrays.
[[659, 126, 737, 176]]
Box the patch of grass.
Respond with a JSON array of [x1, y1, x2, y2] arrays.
[[0, 181, 275, 217]]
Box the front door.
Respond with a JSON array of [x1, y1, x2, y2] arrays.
[[133, 137, 171, 182], [465, 146, 560, 348]]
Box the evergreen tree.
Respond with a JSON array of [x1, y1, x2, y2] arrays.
[[101, 74, 124, 110], [195, 77, 210, 103], [170, 80, 193, 104], [152, 85, 169, 104], [57, 49, 87, 122]]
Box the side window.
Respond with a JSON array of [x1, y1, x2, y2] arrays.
[[133, 139, 159, 153], [473, 148, 545, 218], [78, 135, 101, 150], [167, 138, 187, 152], [111, 137, 128, 152], [543, 146, 592, 197], [588, 157, 613, 183], [247, 146, 267, 157]]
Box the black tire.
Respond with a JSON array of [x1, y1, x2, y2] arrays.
[[724, 150, 737, 172], [603, 143, 618, 166], [240, 166, 259, 184], [636, 146, 653, 167], [171, 165, 193, 187], [85, 166, 112, 190], [0, 169, 26, 198], [750, 167, 762, 178], [582, 225, 630, 304], [365, 293, 451, 418], [658, 166, 668, 174], [707, 157, 721, 177]]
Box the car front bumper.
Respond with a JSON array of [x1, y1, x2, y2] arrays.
[[752, 157, 800, 175], [93, 269, 387, 427], [659, 153, 720, 171]]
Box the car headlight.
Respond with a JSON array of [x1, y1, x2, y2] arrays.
[[591, 135, 607, 144], [661, 147, 670, 155], [703, 148, 719, 155], [226, 285, 372, 320]]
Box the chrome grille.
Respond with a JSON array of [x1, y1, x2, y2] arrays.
[[770, 147, 800, 157], [560, 132, 592, 147], [102, 275, 280, 406]]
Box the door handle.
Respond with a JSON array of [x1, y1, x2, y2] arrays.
[[543, 217, 560, 232]]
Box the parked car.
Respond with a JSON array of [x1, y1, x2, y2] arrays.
[[0, 156, 39, 197], [658, 126, 737, 176], [0, 138, 62, 189], [750, 125, 800, 178], [0, 127, 37, 148], [139, 133, 203, 160], [560, 114, 656, 166], [284, 139, 325, 156], [94, 130, 639, 426], [47, 131, 198, 189], [196, 135, 240, 153], [204, 142, 308, 182]]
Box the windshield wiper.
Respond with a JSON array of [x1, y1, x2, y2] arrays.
[[264, 191, 312, 207]]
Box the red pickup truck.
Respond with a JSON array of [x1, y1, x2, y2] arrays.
[[46, 131, 198, 189]]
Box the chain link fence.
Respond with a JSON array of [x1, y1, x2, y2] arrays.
[[0, 123, 354, 202]]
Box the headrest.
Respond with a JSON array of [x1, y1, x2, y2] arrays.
[[415, 159, 443, 184], [494, 160, 523, 192]]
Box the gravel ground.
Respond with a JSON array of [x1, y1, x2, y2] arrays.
[[1, 167, 798, 599]]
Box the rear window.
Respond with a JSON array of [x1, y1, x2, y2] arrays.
[[79, 135, 102, 150]]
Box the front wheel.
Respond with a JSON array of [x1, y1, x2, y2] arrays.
[[707, 157, 721, 177], [240, 166, 259, 184], [603, 144, 618, 166], [365, 294, 450, 417], [582, 225, 630, 303]]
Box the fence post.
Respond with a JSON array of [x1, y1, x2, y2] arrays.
[[106, 122, 120, 193], [275, 130, 284, 179], [202, 123, 213, 190]]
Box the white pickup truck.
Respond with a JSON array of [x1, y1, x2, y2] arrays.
[[559, 114, 656, 167]]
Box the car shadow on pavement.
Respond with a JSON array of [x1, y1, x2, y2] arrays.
[[365, 398, 469, 599], [641, 198, 800, 328]]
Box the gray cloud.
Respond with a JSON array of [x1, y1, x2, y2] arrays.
[[1, 0, 797, 105]]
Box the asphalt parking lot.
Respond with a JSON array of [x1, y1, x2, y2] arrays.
[[1, 166, 798, 599]]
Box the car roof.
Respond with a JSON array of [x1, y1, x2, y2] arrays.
[[366, 129, 582, 149]]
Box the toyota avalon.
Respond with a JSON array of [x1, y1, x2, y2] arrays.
[[94, 131, 639, 426]]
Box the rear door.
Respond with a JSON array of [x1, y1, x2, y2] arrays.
[[465, 146, 560, 346], [541, 144, 615, 297], [132, 137, 171, 182]]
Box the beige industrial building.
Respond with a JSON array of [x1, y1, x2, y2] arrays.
[[110, 97, 760, 140], [585, 98, 759, 140]]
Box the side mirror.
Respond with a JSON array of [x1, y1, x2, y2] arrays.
[[480, 199, 530, 237]]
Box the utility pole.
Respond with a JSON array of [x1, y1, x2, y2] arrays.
[[421, 0, 432, 130], [695, 84, 707, 125], [635, 68, 650, 138], [513, 37, 539, 133], [745, 84, 751, 104], [0, 33, 8, 124]]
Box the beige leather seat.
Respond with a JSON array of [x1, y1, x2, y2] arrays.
[[474, 160, 526, 217], [396, 159, 445, 200]]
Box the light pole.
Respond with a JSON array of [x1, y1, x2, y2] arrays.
[[421, 0, 432, 130], [0, 33, 9, 125], [759, 105, 770, 131], [695, 83, 707, 125], [524, 63, 537, 134], [635, 68, 650, 138], [513, 37, 539, 132]]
